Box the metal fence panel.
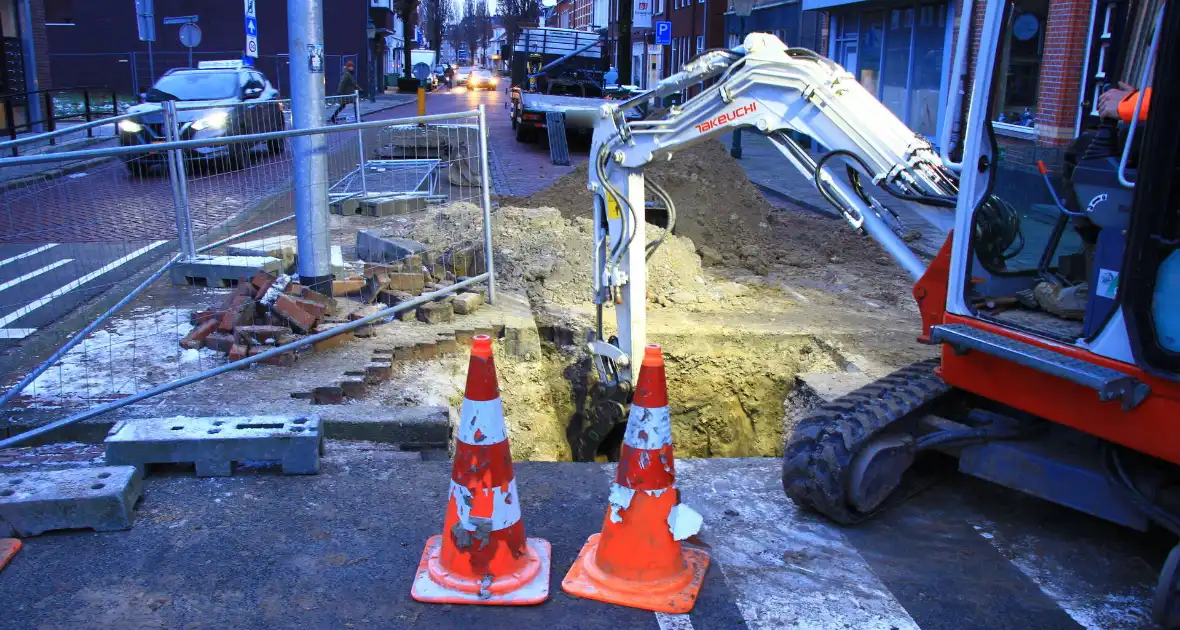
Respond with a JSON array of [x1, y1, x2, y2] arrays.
[[0, 101, 493, 446]]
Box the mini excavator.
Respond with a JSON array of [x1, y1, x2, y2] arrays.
[[577, 0, 1180, 625]]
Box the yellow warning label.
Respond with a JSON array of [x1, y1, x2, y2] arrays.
[[606, 194, 621, 220]]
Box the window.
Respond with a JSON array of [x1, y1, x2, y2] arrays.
[[728, 33, 740, 48], [992, 0, 1048, 129], [656, 0, 664, 14], [696, 35, 704, 54], [45, 0, 74, 25]]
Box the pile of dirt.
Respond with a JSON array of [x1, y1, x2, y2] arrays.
[[409, 204, 710, 309], [506, 140, 910, 305]]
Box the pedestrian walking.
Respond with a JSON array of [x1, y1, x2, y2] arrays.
[[330, 60, 358, 124]]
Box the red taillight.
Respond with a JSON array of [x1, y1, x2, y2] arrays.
[[523, 113, 542, 121]]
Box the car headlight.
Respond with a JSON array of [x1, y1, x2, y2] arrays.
[[118, 120, 143, 133], [191, 111, 230, 131]]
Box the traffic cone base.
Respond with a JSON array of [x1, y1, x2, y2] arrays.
[[562, 533, 709, 614], [411, 534, 551, 605], [0, 538, 20, 572]]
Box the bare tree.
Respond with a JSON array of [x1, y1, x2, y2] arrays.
[[499, 0, 540, 54], [422, 0, 453, 57], [462, 0, 477, 65], [474, 0, 492, 65]]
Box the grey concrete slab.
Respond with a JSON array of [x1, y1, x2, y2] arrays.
[[226, 235, 298, 269], [356, 229, 428, 263], [104, 416, 322, 477], [169, 254, 282, 287], [0, 465, 142, 537]]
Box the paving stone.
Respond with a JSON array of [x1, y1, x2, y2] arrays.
[[356, 230, 427, 264], [452, 292, 483, 315], [0, 466, 143, 537], [105, 416, 321, 477], [417, 302, 454, 325], [170, 255, 282, 288]]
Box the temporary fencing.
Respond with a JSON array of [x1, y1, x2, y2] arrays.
[[0, 92, 495, 449]]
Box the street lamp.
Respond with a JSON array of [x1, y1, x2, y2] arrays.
[[730, 0, 755, 159]]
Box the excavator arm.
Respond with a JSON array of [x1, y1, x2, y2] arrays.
[[586, 33, 960, 392]]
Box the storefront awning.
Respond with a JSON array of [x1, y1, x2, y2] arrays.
[[802, 0, 867, 10]]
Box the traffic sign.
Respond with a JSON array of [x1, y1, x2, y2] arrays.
[[655, 21, 672, 46], [179, 23, 202, 48], [244, 0, 258, 58], [135, 0, 155, 42]]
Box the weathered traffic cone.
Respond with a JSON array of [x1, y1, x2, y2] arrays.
[[562, 344, 709, 613], [411, 334, 551, 605], [0, 538, 20, 572]]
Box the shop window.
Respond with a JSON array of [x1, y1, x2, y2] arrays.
[[858, 10, 884, 96], [992, 0, 1048, 128], [909, 2, 947, 137]]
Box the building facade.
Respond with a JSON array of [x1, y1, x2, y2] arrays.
[[42, 0, 375, 97], [1, 0, 52, 134]]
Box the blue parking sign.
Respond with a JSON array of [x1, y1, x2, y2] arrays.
[[655, 21, 672, 46]]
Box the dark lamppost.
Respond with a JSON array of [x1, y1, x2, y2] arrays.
[[730, 0, 755, 159]]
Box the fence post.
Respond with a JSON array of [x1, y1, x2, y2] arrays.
[[43, 92, 55, 146], [476, 104, 496, 305], [163, 100, 197, 261], [83, 90, 93, 137], [111, 90, 119, 117], [354, 90, 367, 197]]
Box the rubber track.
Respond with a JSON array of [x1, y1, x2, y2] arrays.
[[782, 358, 951, 524]]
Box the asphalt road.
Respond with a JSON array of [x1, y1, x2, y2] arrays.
[[0, 456, 1165, 629]]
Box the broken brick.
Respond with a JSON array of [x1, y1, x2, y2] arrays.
[[203, 332, 235, 354], [296, 288, 337, 314], [312, 328, 355, 352], [417, 302, 454, 325], [228, 344, 249, 362], [312, 386, 345, 404], [452, 292, 483, 315], [180, 318, 219, 350], [377, 289, 414, 307], [249, 345, 296, 367], [250, 270, 275, 290], [235, 325, 291, 346], [274, 294, 319, 333], [333, 278, 366, 295], [254, 274, 278, 300], [340, 377, 366, 398], [284, 282, 306, 295], [190, 310, 218, 326]]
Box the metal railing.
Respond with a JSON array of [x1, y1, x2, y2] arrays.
[[1, 86, 128, 156], [0, 99, 495, 448]]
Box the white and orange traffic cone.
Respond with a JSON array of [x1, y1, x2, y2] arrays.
[[411, 334, 551, 605], [562, 344, 709, 613]]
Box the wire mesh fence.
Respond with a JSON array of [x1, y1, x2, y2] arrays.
[[0, 100, 492, 443]]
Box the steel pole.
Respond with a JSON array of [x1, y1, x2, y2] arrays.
[[354, 90, 367, 197], [163, 100, 196, 260], [730, 17, 745, 159], [287, 0, 333, 295], [477, 104, 496, 304]]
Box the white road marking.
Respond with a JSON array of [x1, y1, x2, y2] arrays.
[[655, 613, 694, 630], [0, 259, 74, 294], [0, 243, 57, 268], [0, 241, 168, 338]]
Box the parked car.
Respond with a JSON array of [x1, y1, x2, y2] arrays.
[[467, 69, 498, 91], [118, 60, 284, 174]]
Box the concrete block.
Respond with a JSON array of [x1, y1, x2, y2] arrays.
[[0, 466, 143, 537], [362, 195, 428, 217], [340, 377, 366, 398], [170, 255, 283, 287], [330, 245, 345, 278], [387, 273, 425, 294], [104, 416, 321, 476], [333, 278, 366, 295], [356, 230, 427, 264], [364, 361, 393, 384], [227, 235, 298, 269], [452, 292, 482, 315], [417, 302, 454, 325], [330, 198, 362, 215]]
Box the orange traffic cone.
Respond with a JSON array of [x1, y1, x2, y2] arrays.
[[411, 334, 551, 605], [562, 344, 709, 613], [0, 538, 19, 572]]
